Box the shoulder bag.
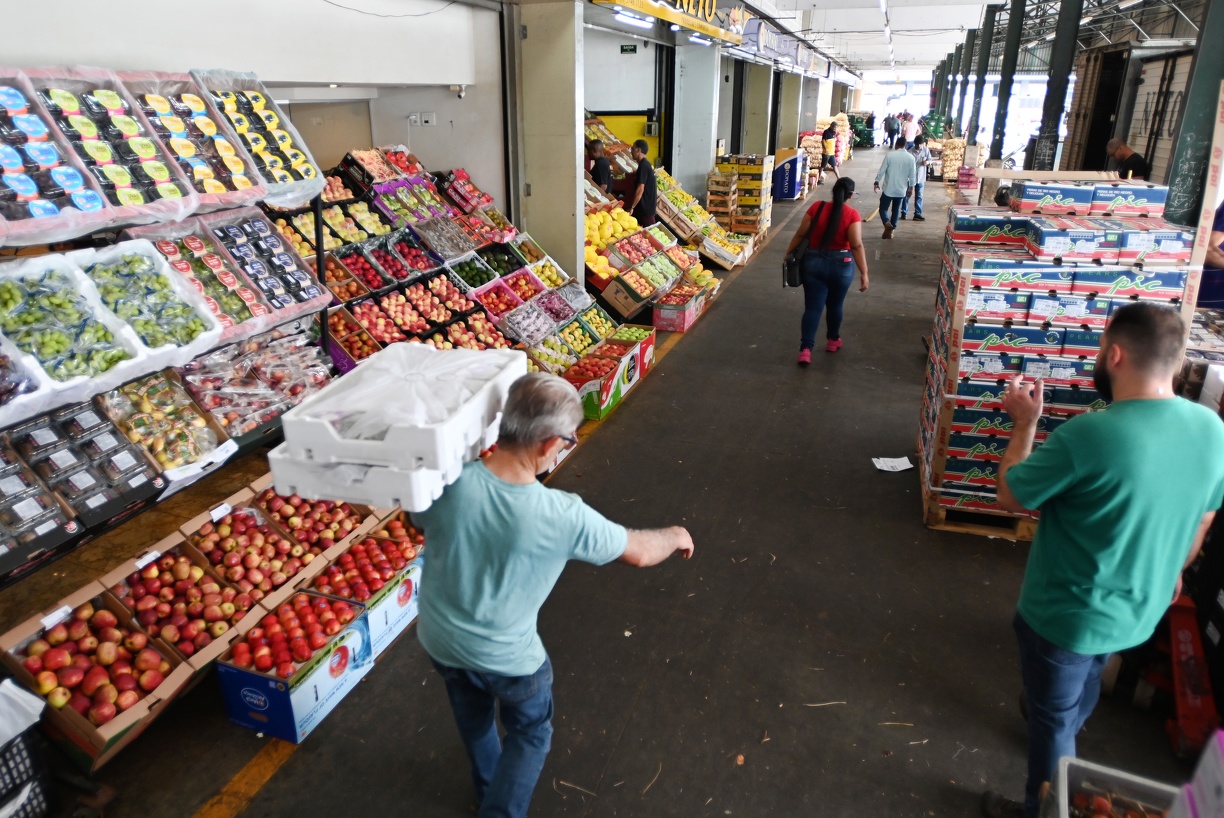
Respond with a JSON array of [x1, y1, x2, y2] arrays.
[[783, 202, 823, 288]]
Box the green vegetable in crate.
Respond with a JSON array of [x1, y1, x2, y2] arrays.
[[451, 259, 496, 288], [479, 249, 523, 276], [0, 280, 23, 314], [13, 327, 72, 360]]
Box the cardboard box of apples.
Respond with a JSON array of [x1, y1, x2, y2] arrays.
[[215, 589, 373, 744], [0, 582, 192, 772]]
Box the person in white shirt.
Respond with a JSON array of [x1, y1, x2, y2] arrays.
[[874, 137, 916, 239], [902, 115, 921, 149], [901, 135, 932, 222]]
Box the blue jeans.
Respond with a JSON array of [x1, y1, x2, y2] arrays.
[[432, 657, 555, 818], [799, 249, 855, 350], [879, 194, 902, 227], [1014, 614, 1108, 818], [901, 183, 924, 217]]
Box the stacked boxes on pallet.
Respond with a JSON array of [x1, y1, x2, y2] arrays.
[[705, 170, 738, 231], [727, 154, 774, 238], [918, 182, 1197, 531]]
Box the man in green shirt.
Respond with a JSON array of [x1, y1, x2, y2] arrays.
[[980, 302, 1224, 818], [416, 373, 694, 818]]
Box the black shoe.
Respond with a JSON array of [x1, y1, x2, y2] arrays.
[[980, 791, 1025, 818], [913, 215, 925, 221], [899, 214, 907, 220]]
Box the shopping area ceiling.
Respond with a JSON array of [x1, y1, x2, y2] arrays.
[[777, 0, 993, 72]]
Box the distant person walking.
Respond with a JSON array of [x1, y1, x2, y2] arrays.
[[874, 137, 916, 239], [782, 177, 870, 366], [901, 114, 920, 149], [883, 113, 900, 148], [901, 135, 931, 222], [819, 121, 841, 185]]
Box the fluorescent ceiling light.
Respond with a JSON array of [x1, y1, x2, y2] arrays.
[[690, 34, 713, 45], [878, 0, 887, 13], [670, 23, 680, 30], [615, 12, 655, 28], [1081, 15, 1093, 23], [1045, 32, 1056, 39], [884, 25, 891, 38], [1118, 0, 1143, 7]]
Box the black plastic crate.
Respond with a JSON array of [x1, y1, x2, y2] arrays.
[[0, 733, 39, 804], [0, 776, 48, 818]]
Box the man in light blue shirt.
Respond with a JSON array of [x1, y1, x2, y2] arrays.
[[416, 373, 695, 818], [874, 136, 916, 239], [901, 135, 932, 222]]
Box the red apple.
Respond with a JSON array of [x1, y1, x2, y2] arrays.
[[115, 690, 140, 711], [88, 700, 116, 726], [46, 686, 72, 709]]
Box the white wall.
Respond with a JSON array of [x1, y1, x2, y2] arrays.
[[717, 56, 736, 152], [583, 28, 656, 111], [0, 0, 478, 87], [672, 45, 722, 197], [369, 9, 507, 207]]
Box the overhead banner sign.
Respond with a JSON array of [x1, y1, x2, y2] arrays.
[[592, 0, 744, 43]]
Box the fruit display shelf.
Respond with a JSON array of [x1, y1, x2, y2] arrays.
[[471, 280, 523, 320], [438, 169, 496, 214], [477, 243, 530, 279]]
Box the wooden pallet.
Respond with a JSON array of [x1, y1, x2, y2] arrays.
[[917, 450, 1038, 542]]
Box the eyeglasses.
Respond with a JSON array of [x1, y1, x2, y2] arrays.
[[559, 434, 579, 446]]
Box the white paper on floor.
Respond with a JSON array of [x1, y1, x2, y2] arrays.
[[872, 457, 914, 472]]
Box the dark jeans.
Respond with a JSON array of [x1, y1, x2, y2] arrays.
[[799, 249, 855, 350], [1013, 614, 1108, 818], [432, 657, 555, 818], [901, 183, 924, 218], [879, 194, 903, 227]]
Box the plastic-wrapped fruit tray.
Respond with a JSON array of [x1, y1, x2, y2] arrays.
[[280, 344, 527, 472]]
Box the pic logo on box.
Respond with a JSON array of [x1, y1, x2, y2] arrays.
[[241, 689, 270, 711]]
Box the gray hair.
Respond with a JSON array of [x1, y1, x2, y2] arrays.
[[497, 373, 583, 446]]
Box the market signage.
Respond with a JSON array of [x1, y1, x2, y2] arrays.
[[592, 0, 744, 43]]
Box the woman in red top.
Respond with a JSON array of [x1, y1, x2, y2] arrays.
[[782, 177, 871, 365]]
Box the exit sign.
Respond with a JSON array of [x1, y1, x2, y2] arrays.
[[621, 44, 637, 53]]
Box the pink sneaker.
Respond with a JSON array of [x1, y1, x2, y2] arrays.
[[826, 339, 843, 352], [797, 349, 812, 366]]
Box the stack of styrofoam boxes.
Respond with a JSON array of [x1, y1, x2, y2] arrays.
[[730, 154, 774, 237], [269, 344, 528, 512], [706, 169, 738, 231], [918, 193, 1195, 522]]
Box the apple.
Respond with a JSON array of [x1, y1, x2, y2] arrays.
[[42, 647, 71, 672], [46, 687, 72, 710], [123, 632, 148, 652], [35, 671, 58, 695], [92, 684, 118, 705], [26, 639, 49, 658], [115, 690, 140, 711], [134, 649, 161, 673], [44, 623, 68, 646], [113, 673, 139, 693], [22, 655, 43, 675], [80, 666, 110, 697], [138, 670, 164, 692], [66, 619, 90, 642], [88, 700, 116, 726], [77, 635, 98, 654], [68, 693, 92, 716]]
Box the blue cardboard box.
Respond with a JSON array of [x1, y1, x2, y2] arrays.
[[1070, 267, 1187, 300], [965, 265, 1076, 294], [953, 379, 1009, 410], [1025, 217, 1122, 262], [1010, 181, 1094, 215], [1063, 328, 1105, 356], [945, 433, 1010, 461], [940, 457, 999, 487], [963, 289, 1032, 322], [1022, 355, 1097, 386], [948, 351, 1024, 394], [1028, 294, 1113, 328], [961, 323, 1066, 356], [216, 597, 374, 744], [1048, 385, 1107, 415], [1089, 182, 1168, 217], [1114, 218, 1194, 263], [950, 408, 1062, 439], [946, 210, 1032, 245]]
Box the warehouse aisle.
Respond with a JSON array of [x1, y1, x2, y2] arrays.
[[85, 151, 1190, 818]]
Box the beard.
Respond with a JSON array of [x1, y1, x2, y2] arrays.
[[1093, 360, 1114, 403]]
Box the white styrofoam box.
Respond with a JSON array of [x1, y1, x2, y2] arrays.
[[1193, 731, 1224, 818], [1173, 785, 1200, 818], [270, 417, 497, 512], [280, 344, 525, 472], [1043, 756, 1179, 818], [66, 239, 224, 370]]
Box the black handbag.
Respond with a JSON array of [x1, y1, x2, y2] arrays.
[[783, 202, 822, 288]]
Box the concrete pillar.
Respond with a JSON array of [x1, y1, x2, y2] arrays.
[[742, 62, 774, 154], [945, 44, 964, 121], [991, 0, 1025, 160], [816, 77, 834, 121], [1032, 0, 1084, 170], [1165, 0, 1224, 223], [956, 29, 977, 136], [672, 44, 722, 197], [777, 72, 803, 150], [967, 5, 1000, 146], [519, 1, 584, 278]]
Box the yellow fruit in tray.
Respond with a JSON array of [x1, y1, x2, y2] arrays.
[[535, 260, 566, 287]]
